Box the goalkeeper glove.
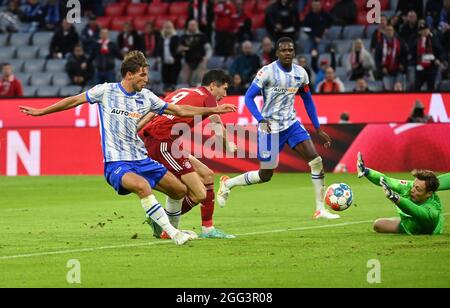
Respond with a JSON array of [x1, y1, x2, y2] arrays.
[[357, 151, 369, 178], [380, 177, 400, 204]]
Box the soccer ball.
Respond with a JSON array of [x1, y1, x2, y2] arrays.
[[324, 183, 353, 211]]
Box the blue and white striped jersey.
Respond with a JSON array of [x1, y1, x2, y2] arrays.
[[86, 83, 168, 162], [253, 60, 309, 133]]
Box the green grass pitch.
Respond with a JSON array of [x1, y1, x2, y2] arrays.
[[0, 173, 449, 288]]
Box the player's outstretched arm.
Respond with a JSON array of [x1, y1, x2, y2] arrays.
[[137, 111, 156, 132], [299, 88, 331, 148], [20, 92, 87, 116], [360, 152, 410, 194], [164, 103, 236, 117]]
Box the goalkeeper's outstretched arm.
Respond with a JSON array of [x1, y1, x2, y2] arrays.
[[437, 173, 450, 191], [357, 152, 410, 194]]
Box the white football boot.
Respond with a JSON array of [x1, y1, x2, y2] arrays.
[[313, 209, 341, 220], [171, 230, 191, 245], [216, 175, 230, 207]]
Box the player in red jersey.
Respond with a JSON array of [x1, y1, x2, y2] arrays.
[[139, 70, 236, 239]]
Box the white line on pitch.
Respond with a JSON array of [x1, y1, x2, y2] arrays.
[[1, 214, 449, 261]]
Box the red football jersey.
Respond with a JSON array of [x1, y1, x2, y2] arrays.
[[142, 87, 217, 140]]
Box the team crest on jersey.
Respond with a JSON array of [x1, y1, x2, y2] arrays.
[[400, 180, 408, 185], [135, 99, 144, 105], [183, 160, 192, 169]]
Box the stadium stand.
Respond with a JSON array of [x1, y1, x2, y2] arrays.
[[0, 0, 447, 97]]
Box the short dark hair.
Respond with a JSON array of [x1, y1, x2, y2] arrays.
[[121, 50, 148, 77], [412, 169, 440, 193], [275, 37, 294, 51], [201, 69, 231, 86]]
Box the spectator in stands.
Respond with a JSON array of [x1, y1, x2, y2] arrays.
[[43, 0, 61, 31], [303, 0, 333, 53], [155, 21, 182, 89], [65, 44, 94, 87], [297, 55, 313, 84], [265, 0, 299, 43], [346, 39, 375, 81], [311, 48, 337, 87], [316, 67, 345, 93], [399, 10, 419, 65], [0, 0, 22, 33], [353, 78, 372, 92], [141, 22, 161, 58], [118, 21, 142, 58], [330, 0, 357, 27], [214, 0, 237, 58], [414, 22, 444, 91], [234, 0, 253, 43], [92, 28, 122, 84], [425, 0, 444, 29], [370, 15, 388, 54], [79, 0, 104, 18], [375, 24, 408, 91], [437, 0, 450, 36], [0, 63, 23, 97], [406, 100, 434, 123], [227, 73, 246, 95], [188, 0, 215, 42], [393, 81, 405, 91], [49, 19, 80, 59], [179, 19, 211, 86], [81, 15, 100, 58], [396, 0, 424, 19], [22, 0, 45, 33], [229, 40, 261, 85], [258, 37, 276, 66]]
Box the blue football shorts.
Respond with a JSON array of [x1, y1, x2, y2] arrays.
[[104, 158, 168, 195]]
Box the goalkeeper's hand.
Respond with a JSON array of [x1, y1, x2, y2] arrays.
[[380, 177, 400, 204], [357, 151, 369, 178]]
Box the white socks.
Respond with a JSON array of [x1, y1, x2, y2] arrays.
[[141, 195, 177, 238], [309, 156, 325, 211], [225, 171, 263, 189], [165, 196, 182, 229]]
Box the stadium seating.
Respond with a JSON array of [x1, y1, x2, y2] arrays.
[[32, 32, 54, 48], [23, 59, 46, 73], [15, 73, 31, 86], [52, 72, 71, 87], [0, 34, 8, 46], [17, 46, 40, 60], [36, 86, 59, 97], [126, 3, 148, 16], [46, 59, 66, 73], [147, 2, 169, 17], [30, 72, 52, 86], [59, 85, 83, 97], [23, 85, 38, 96], [0, 46, 16, 62]]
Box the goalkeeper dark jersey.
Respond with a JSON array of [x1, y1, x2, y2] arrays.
[[367, 170, 443, 235]]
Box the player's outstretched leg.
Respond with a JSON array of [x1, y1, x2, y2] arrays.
[[308, 156, 340, 219], [217, 171, 265, 207]]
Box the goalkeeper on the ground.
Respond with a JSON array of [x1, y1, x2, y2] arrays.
[[357, 152, 445, 235]]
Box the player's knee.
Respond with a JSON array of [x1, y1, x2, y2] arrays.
[[174, 184, 188, 200], [259, 170, 273, 182], [134, 181, 152, 198]]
